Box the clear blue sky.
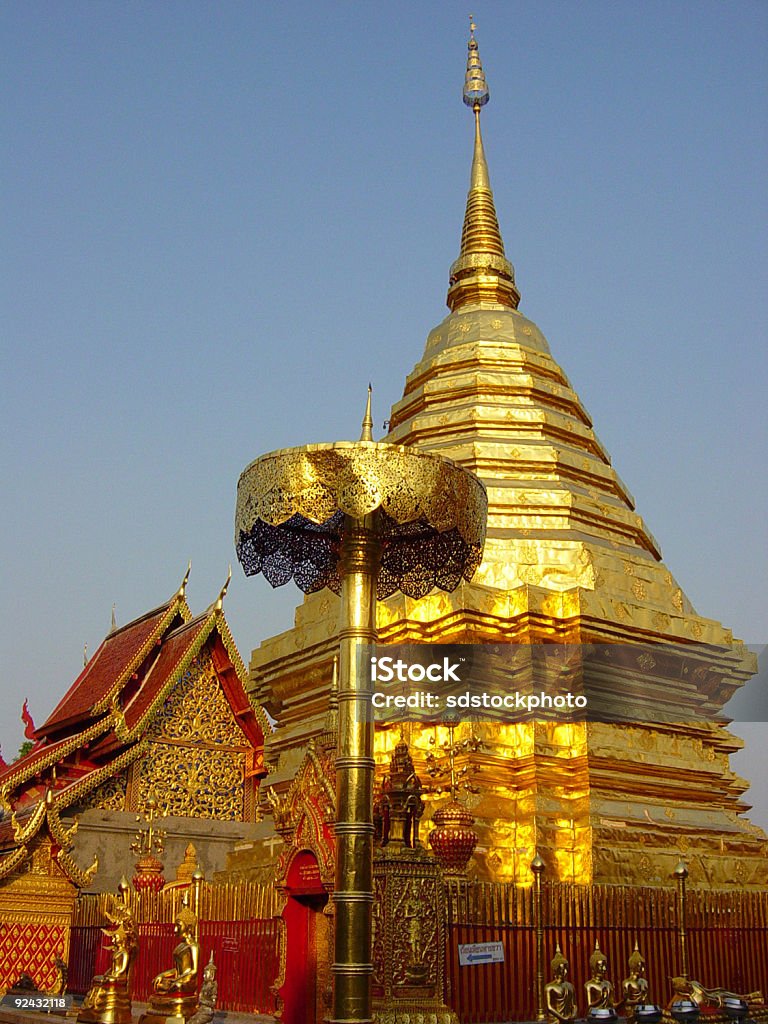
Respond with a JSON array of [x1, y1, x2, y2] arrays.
[[2, 2, 766, 829]]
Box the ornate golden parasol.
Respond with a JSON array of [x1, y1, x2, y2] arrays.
[[235, 390, 487, 1024]]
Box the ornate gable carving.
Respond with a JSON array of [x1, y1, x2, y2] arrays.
[[138, 743, 245, 820], [81, 770, 127, 811], [148, 651, 248, 746], [270, 742, 336, 888], [136, 652, 251, 821]]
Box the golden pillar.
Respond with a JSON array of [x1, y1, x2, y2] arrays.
[[334, 512, 380, 1021], [235, 395, 487, 1024]]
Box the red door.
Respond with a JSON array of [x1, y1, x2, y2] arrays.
[[280, 851, 329, 1024]]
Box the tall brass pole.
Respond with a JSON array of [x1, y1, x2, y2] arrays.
[[674, 860, 689, 979], [192, 866, 203, 944], [532, 853, 547, 1023], [332, 512, 380, 1024]]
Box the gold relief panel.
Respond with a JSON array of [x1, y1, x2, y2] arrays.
[[30, 843, 55, 877], [388, 874, 441, 991], [138, 742, 244, 821], [149, 652, 248, 747], [81, 771, 127, 812], [372, 874, 387, 989]]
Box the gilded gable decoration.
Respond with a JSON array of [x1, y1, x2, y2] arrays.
[[81, 771, 128, 812], [138, 744, 245, 821], [271, 742, 336, 890], [148, 652, 249, 748]]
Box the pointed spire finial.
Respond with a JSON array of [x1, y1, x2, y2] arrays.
[[214, 565, 232, 611], [463, 15, 489, 111], [448, 20, 520, 313], [177, 561, 192, 600], [83, 642, 88, 667], [360, 384, 374, 441], [110, 603, 117, 633]]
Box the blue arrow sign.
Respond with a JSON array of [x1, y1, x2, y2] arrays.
[[458, 941, 505, 966]]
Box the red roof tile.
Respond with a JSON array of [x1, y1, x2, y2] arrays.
[[123, 615, 211, 731], [0, 734, 77, 788], [38, 603, 178, 736], [217, 659, 265, 751]]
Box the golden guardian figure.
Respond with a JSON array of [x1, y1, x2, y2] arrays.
[[78, 887, 137, 1024]]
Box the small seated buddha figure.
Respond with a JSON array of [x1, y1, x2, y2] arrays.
[[78, 907, 137, 1024], [545, 944, 578, 1023], [139, 904, 200, 1024], [188, 955, 217, 1024], [621, 942, 649, 1015], [585, 941, 615, 1011]]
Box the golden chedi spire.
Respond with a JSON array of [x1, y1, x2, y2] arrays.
[[447, 18, 520, 312], [360, 383, 374, 441]]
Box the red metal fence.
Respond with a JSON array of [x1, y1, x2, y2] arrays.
[[199, 919, 282, 1013], [445, 881, 768, 1024], [66, 876, 768, 1023]]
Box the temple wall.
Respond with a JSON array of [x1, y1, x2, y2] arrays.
[[63, 809, 272, 892]]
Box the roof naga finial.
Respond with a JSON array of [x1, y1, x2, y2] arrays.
[[214, 565, 232, 611], [177, 561, 192, 600], [360, 383, 374, 442]]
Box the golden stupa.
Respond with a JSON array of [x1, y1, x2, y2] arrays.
[[248, 23, 766, 889]]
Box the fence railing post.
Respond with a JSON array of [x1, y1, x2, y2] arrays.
[[532, 852, 547, 1023]]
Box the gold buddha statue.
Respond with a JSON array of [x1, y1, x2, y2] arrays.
[[670, 977, 763, 1010], [621, 942, 649, 1014], [139, 903, 200, 1024], [585, 941, 615, 1011], [545, 944, 577, 1023], [78, 894, 137, 1024]]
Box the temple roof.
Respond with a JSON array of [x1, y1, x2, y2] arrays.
[[0, 575, 270, 884], [38, 598, 189, 738], [123, 613, 210, 731]]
